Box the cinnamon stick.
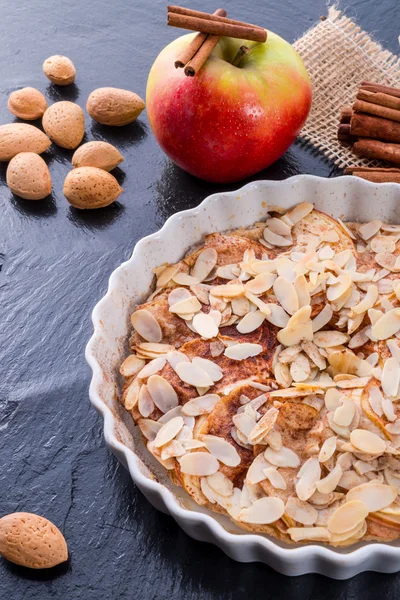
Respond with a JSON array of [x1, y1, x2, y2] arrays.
[[174, 8, 226, 69], [337, 123, 357, 143], [350, 112, 400, 143], [353, 99, 400, 123], [184, 34, 220, 76], [357, 89, 400, 111], [352, 139, 400, 165], [360, 81, 400, 99], [168, 6, 263, 31], [340, 106, 352, 124], [167, 12, 267, 43], [345, 166, 400, 183]]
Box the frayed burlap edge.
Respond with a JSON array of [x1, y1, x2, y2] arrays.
[[293, 6, 400, 169]]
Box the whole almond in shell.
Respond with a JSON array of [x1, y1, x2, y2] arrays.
[[8, 87, 47, 120], [43, 55, 76, 85], [64, 166, 122, 209], [42, 101, 85, 149], [0, 123, 51, 161], [6, 152, 52, 200], [72, 141, 123, 171], [0, 512, 68, 569], [86, 87, 145, 126]]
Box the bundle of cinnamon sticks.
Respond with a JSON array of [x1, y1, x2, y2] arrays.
[[338, 81, 400, 183], [167, 6, 267, 77]]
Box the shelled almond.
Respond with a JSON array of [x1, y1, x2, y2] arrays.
[[0, 123, 51, 161], [6, 153, 52, 200], [8, 87, 47, 120], [86, 87, 145, 126], [43, 55, 76, 86], [42, 101, 85, 149], [72, 141, 123, 171], [63, 166, 122, 209]]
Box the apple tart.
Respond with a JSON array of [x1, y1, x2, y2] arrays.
[[119, 202, 400, 546]]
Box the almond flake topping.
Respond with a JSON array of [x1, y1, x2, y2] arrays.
[[316, 463, 343, 494], [224, 343, 263, 361], [202, 435, 241, 467], [358, 220, 382, 240], [273, 276, 299, 315], [263, 227, 293, 247], [191, 248, 218, 282], [327, 500, 368, 534], [263, 467, 287, 490], [178, 452, 219, 476], [192, 312, 219, 339], [207, 471, 234, 497], [245, 272, 276, 295], [210, 283, 244, 298], [382, 357, 400, 397], [147, 374, 179, 413], [238, 497, 285, 524], [138, 384, 155, 418], [131, 309, 162, 343], [346, 482, 397, 512], [154, 416, 184, 448], [287, 527, 331, 542], [319, 436, 337, 462], [174, 362, 214, 387], [371, 308, 400, 340], [237, 310, 265, 334], [285, 497, 318, 525], [265, 446, 300, 468], [181, 394, 220, 416], [169, 295, 202, 315], [350, 429, 386, 455], [296, 458, 321, 501], [168, 287, 192, 306], [248, 407, 279, 444]]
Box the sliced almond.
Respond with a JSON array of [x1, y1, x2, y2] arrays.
[[190, 283, 210, 305], [333, 396, 355, 427], [286, 202, 314, 224], [287, 526, 331, 542], [178, 452, 219, 476], [147, 374, 179, 413], [138, 384, 155, 417], [261, 466, 286, 490], [131, 309, 162, 343], [168, 288, 192, 306], [137, 356, 167, 379], [169, 296, 202, 315], [174, 362, 214, 387], [245, 272, 276, 295], [161, 440, 186, 460], [351, 285, 378, 315], [350, 429, 386, 454], [238, 497, 285, 524], [290, 353, 311, 382], [327, 500, 368, 534], [173, 273, 200, 286], [207, 471, 234, 497], [273, 276, 299, 315], [301, 341, 326, 370], [263, 227, 292, 247], [137, 418, 162, 441], [382, 357, 400, 397], [122, 378, 140, 410], [375, 252, 400, 273], [154, 416, 184, 448], [327, 273, 352, 302], [224, 343, 263, 361], [371, 308, 400, 340], [347, 482, 397, 512], [358, 220, 382, 240], [192, 248, 218, 282], [203, 435, 241, 466], [266, 217, 292, 236], [285, 497, 318, 525], [231, 296, 250, 317], [192, 312, 219, 339], [316, 463, 343, 495], [120, 355, 146, 378], [236, 310, 265, 334], [296, 457, 321, 501], [248, 407, 279, 444], [371, 235, 396, 254], [263, 303, 290, 327], [181, 394, 220, 416], [156, 264, 180, 287], [210, 283, 244, 298], [319, 436, 337, 462], [265, 446, 300, 468], [313, 330, 349, 348], [312, 305, 333, 332], [294, 274, 311, 308]]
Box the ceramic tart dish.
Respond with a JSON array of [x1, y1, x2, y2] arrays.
[[86, 175, 400, 579]]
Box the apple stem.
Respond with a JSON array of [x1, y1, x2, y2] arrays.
[[231, 45, 249, 67]]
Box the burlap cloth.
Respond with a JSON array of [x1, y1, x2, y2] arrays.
[[293, 6, 400, 169]]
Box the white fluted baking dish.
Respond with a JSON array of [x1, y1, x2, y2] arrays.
[[86, 175, 400, 579]]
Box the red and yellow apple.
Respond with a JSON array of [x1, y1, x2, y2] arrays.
[[146, 31, 312, 183]]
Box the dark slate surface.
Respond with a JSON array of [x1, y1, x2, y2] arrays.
[[1, 0, 400, 597]]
